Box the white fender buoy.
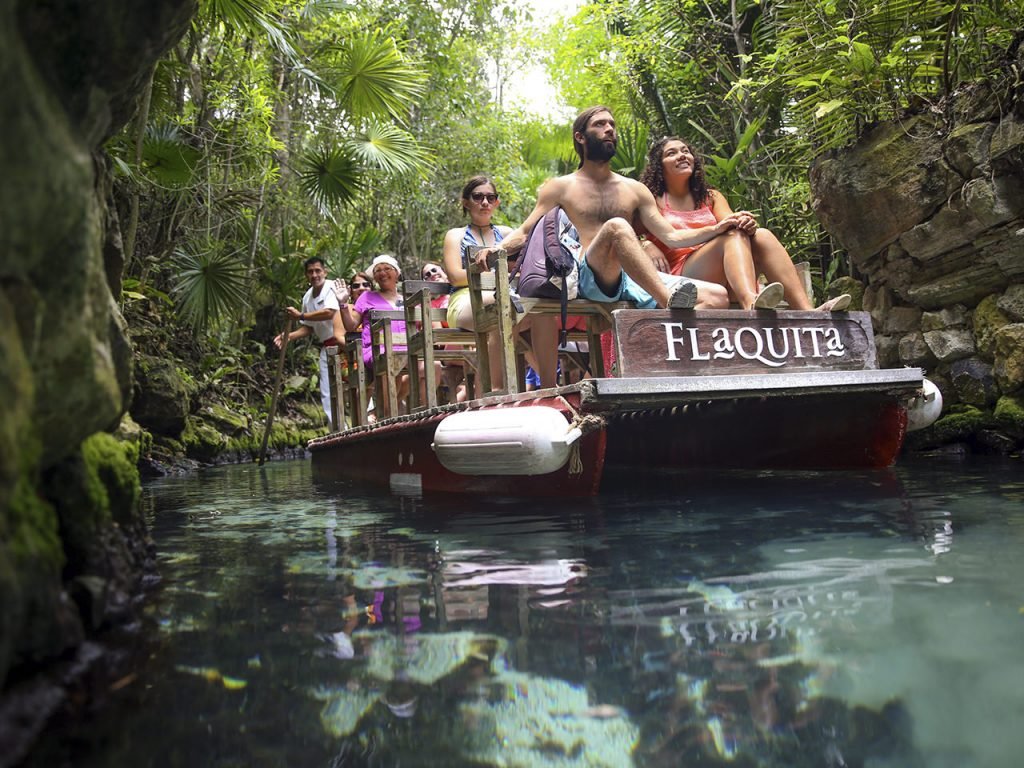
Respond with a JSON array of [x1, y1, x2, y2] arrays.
[[432, 407, 582, 475], [906, 377, 943, 432]]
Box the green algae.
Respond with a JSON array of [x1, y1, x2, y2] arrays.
[[993, 394, 1024, 438]]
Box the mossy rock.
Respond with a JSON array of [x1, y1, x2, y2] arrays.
[[1, 463, 81, 682], [113, 412, 152, 465], [47, 433, 142, 567], [181, 416, 228, 463], [201, 403, 249, 435], [131, 353, 191, 436], [994, 394, 1024, 439], [972, 294, 1011, 361], [296, 402, 329, 425], [904, 404, 996, 451], [80, 433, 141, 529], [826, 276, 865, 310]]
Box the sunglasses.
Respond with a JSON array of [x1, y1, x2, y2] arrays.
[[422, 267, 444, 278], [350, 281, 371, 288], [470, 192, 498, 203]]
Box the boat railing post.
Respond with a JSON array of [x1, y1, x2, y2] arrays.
[[333, 345, 348, 428], [493, 251, 519, 394], [346, 334, 367, 426], [326, 345, 341, 430], [467, 261, 493, 394]]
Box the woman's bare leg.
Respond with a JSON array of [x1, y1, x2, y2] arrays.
[[750, 228, 812, 310], [681, 230, 761, 309]]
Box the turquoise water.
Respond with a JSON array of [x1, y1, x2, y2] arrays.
[[31, 458, 1024, 767]]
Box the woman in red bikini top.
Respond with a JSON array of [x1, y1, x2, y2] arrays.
[[638, 136, 850, 311]]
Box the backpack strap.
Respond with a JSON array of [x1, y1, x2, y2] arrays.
[[542, 207, 571, 347]]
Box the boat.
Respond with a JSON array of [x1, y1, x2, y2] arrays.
[[308, 266, 940, 496]]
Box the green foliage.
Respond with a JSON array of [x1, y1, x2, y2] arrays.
[[297, 144, 364, 210], [141, 123, 202, 186], [172, 246, 252, 333], [349, 122, 433, 177], [610, 122, 649, 179], [327, 30, 427, 122]]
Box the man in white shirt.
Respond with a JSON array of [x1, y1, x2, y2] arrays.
[[274, 256, 348, 426]]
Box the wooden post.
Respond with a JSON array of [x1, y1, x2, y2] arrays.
[[326, 346, 341, 430], [258, 315, 292, 466]]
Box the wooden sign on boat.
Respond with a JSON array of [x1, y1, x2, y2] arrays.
[[614, 309, 877, 377]]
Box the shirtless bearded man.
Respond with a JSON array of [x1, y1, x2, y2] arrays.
[[482, 105, 730, 387]]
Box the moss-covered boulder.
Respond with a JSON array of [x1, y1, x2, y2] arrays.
[[993, 323, 1024, 393], [810, 116, 956, 260], [827, 276, 865, 310], [131, 354, 191, 436], [181, 416, 228, 463], [994, 394, 1024, 440], [201, 404, 249, 436], [0, 0, 197, 737], [904, 404, 996, 451], [974, 294, 1012, 361]]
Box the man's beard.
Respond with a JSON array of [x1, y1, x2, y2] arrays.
[[584, 132, 617, 163]]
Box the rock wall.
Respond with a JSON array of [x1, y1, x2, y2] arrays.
[[0, 0, 195, 757], [810, 42, 1024, 453]]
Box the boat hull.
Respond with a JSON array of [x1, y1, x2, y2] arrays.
[[309, 369, 923, 496], [603, 393, 907, 470], [310, 394, 605, 497]]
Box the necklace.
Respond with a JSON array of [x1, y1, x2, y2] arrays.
[[472, 224, 491, 246]]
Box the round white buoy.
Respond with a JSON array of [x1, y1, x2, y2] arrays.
[[431, 406, 582, 475], [906, 377, 943, 432]]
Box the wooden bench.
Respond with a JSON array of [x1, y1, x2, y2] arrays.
[[466, 251, 635, 387], [367, 308, 410, 419], [325, 332, 369, 428], [467, 255, 520, 395], [402, 280, 479, 411]]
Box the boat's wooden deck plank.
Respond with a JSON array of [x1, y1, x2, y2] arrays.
[[578, 369, 923, 412]]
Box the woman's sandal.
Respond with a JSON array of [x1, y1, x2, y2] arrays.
[[817, 293, 852, 312], [752, 282, 785, 310]]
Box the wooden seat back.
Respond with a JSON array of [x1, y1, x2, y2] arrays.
[[467, 255, 519, 395], [403, 282, 479, 411], [369, 308, 409, 419]]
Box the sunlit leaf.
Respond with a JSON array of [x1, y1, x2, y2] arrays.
[[347, 122, 433, 177], [814, 99, 845, 119], [329, 30, 426, 122]]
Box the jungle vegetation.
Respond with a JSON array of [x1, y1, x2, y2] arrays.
[[113, 0, 1023, 409]]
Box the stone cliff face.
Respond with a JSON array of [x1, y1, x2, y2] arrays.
[[0, 0, 195, 756], [810, 42, 1024, 452]]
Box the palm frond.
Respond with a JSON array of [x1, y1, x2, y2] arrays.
[[347, 122, 434, 177], [172, 246, 251, 333], [141, 123, 202, 186], [329, 30, 426, 122], [296, 144, 364, 209]]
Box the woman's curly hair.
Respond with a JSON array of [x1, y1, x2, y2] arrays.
[[639, 136, 712, 210]]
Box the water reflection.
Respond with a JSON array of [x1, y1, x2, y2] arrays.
[[27, 457, 1024, 767]]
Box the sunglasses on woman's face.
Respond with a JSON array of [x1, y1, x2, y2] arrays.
[[422, 267, 444, 279], [351, 281, 371, 289], [470, 192, 498, 203]]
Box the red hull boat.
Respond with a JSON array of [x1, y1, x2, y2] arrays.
[[309, 310, 936, 496]]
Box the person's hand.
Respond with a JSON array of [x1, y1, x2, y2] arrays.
[[273, 332, 285, 349], [642, 240, 669, 272], [472, 246, 507, 271], [733, 210, 758, 235], [285, 306, 302, 319], [333, 278, 350, 304], [712, 217, 738, 237]]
